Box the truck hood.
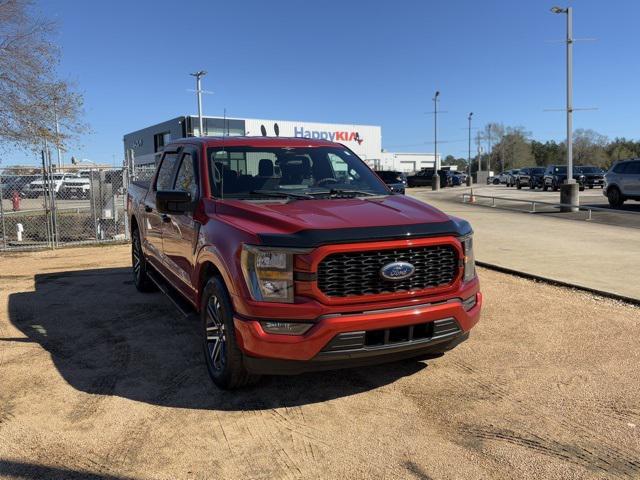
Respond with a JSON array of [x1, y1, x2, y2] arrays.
[[214, 195, 469, 247]]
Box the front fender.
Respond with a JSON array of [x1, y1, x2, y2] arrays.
[[194, 245, 240, 307]]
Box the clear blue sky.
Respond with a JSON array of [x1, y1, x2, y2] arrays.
[[11, 0, 640, 165]]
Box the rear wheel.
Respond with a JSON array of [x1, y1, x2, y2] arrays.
[[202, 276, 259, 390], [607, 186, 624, 208], [132, 227, 156, 292]]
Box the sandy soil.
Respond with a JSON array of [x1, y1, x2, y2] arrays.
[[0, 245, 639, 479]]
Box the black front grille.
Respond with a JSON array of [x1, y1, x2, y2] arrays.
[[317, 245, 458, 297]]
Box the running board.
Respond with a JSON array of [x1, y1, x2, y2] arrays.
[[147, 269, 197, 319]]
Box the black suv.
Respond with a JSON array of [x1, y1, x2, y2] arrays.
[[576, 165, 605, 189], [515, 167, 545, 189], [374, 170, 406, 194], [542, 165, 585, 192], [406, 169, 451, 188]]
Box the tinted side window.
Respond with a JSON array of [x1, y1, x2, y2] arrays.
[[156, 152, 179, 190], [626, 161, 640, 174], [174, 153, 198, 199], [613, 163, 627, 174]]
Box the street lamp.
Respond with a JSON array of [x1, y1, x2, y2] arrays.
[[190, 71, 207, 137], [432, 90, 440, 191], [550, 5, 579, 210], [467, 112, 473, 185]]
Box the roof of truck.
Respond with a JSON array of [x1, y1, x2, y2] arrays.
[[169, 136, 339, 149]]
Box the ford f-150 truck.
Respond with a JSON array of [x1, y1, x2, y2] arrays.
[[127, 137, 482, 389]]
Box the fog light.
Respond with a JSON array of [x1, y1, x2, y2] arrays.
[[260, 321, 313, 335], [462, 295, 477, 311]]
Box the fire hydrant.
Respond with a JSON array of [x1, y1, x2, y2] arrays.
[[11, 190, 21, 211]]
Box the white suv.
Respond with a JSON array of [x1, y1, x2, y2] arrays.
[[604, 159, 640, 208]]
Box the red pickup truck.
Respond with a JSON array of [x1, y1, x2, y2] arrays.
[[127, 136, 482, 389]]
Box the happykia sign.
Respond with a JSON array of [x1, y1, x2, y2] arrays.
[[293, 126, 363, 144]]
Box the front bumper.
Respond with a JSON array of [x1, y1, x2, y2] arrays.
[[234, 291, 482, 374]]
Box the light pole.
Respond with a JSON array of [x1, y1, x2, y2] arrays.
[[551, 6, 578, 210], [467, 112, 473, 185], [432, 91, 440, 191], [190, 71, 207, 136]]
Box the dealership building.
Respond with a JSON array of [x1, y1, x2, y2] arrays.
[[123, 115, 438, 172]]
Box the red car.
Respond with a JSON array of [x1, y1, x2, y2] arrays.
[[128, 137, 482, 389]]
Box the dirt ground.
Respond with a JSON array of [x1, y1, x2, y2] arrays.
[[1, 245, 639, 480]]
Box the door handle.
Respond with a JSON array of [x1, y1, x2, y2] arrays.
[[161, 214, 171, 223], [144, 205, 152, 213]]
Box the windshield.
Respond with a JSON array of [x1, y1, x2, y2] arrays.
[[532, 168, 544, 174], [578, 166, 601, 173], [208, 146, 389, 200], [553, 166, 567, 174]]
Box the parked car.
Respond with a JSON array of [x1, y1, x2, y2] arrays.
[[127, 137, 482, 390], [576, 165, 605, 189], [515, 167, 545, 189], [61, 175, 91, 199], [542, 165, 585, 192], [498, 169, 521, 187], [603, 158, 640, 208], [449, 171, 467, 186], [407, 169, 451, 188], [0, 175, 35, 196], [487, 174, 500, 185], [23, 173, 67, 198], [374, 170, 406, 194]]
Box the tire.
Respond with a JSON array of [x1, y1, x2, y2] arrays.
[[493, 178, 500, 185], [517, 182, 522, 190], [529, 181, 536, 190], [201, 276, 259, 390], [589, 185, 594, 189], [552, 181, 559, 192], [579, 185, 585, 192], [607, 186, 624, 208], [132, 227, 157, 292]]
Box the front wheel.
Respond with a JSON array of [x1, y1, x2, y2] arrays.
[[202, 276, 259, 390], [607, 186, 624, 208]]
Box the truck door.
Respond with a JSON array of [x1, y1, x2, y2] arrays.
[[161, 148, 200, 300], [144, 150, 180, 269]]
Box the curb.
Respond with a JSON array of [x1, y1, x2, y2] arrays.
[[476, 261, 640, 307]]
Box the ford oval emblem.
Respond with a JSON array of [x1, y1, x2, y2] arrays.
[[380, 261, 415, 281]]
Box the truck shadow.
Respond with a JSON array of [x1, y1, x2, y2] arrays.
[[6, 268, 428, 411]]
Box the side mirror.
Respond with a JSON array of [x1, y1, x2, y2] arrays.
[[156, 190, 192, 214]]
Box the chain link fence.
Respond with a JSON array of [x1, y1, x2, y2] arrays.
[[0, 165, 132, 252]]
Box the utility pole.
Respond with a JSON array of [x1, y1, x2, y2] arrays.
[[551, 6, 578, 210], [467, 112, 473, 185], [432, 90, 440, 191], [190, 71, 207, 136], [486, 123, 492, 174], [54, 105, 62, 169]]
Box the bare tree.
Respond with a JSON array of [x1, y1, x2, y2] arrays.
[[0, 0, 87, 158]]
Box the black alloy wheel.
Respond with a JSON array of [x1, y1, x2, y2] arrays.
[[132, 228, 156, 292], [201, 276, 259, 389]]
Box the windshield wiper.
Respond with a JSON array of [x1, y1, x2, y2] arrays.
[[249, 189, 314, 200], [324, 189, 379, 198]]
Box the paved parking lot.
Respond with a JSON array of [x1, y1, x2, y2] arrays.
[[421, 184, 640, 229], [1, 245, 639, 479]]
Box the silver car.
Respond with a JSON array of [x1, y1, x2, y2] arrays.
[[604, 159, 640, 208]]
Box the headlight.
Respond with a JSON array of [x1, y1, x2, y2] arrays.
[[240, 245, 307, 303], [460, 235, 476, 282]]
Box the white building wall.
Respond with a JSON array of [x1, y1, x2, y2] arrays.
[[243, 118, 382, 161], [378, 152, 439, 173]]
